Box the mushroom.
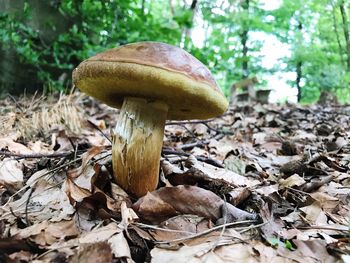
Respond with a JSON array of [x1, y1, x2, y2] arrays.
[[72, 42, 228, 197]]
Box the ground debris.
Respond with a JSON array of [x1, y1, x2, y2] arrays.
[[1, 94, 349, 262]]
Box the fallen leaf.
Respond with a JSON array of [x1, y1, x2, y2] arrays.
[[0, 158, 24, 191], [79, 223, 121, 244], [70, 242, 113, 263], [132, 185, 256, 224], [151, 242, 258, 263], [277, 240, 337, 263], [300, 202, 328, 225], [108, 232, 133, 261], [279, 174, 306, 188]]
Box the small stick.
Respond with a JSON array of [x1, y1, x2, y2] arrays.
[[0, 151, 73, 159], [152, 220, 259, 244], [179, 140, 210, 150], [87, 119, 112, 144], [162, 148, 224, 168]]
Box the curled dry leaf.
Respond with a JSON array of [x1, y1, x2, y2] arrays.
[[132, 185, 256, 224], [67, 146, 106, 179], [13, 220, 79, 246], [162, 156, 259, 189], [0, 136, 33, 154], [0, 158, 24, 191], [147, 215, 212, 242], [2, 177, 74, 224], [119, 201, 138, 231], [151, 242, 258, 263], [108, 232, 133, 261], [277, 240, 337, 263], [300, 202, 328, 225], [79, 222, 121, 244], [65, 178, 131, 215], [70, 242, 113, 263], [280, 159, 307, 177], [279, 174, 306, 188], [259, 203, 284, 242], [228, 187, 251, 206]]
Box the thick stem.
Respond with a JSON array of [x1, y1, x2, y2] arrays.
[[112, 97, 168, 197]]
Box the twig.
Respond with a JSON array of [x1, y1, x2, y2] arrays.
[[87, 119, 112, 144], [0, 151, 73, 159], [134, 222, 194, 234], [178, 140, 210, 150], [8, 94, 24, 112], [166, 118, 218, 126], [24, 188, 34, 226], [162, 148, 224, 168], [152, 220, 258, 244], [296, 225, 348, 232], [209, 196, 228, 252]]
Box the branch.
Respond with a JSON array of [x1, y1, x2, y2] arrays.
[[0, 151, 73, 159], [162, 148, 224, 168]]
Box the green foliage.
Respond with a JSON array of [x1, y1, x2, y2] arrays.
[[0, 0, 185, 93]]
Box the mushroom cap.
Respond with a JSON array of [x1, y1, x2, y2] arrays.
[[73, 42, 228, 120]]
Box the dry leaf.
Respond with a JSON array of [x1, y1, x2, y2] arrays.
[[0, 159, 24, 191], [70, 242, 113, 263], [132, 185, 256, 224], [151, 242, 258, 263], [108, 232, 133, 261], [79, 223, 121, 244]]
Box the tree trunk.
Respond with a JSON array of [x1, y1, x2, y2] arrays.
[[180, 0, 198, 47], [296, 61, 302, 102], [296, 21, 303, 102], [339, 0, 350, 69], [331, 1, 345, 66], [240, 0, 249, 78]]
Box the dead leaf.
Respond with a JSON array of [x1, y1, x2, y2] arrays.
[[79, 223, 121, 244], [70, 242, 113, 263], [108, 232, 133, 261], [151, 242, 258, 263], [13, 220, 79, 246], [132, 185, 256, 224], [279, 174, 306, 188], [67, 146, 105, 179], [300, 202, 328, 225], [277, 240, 337, 263], [148, 215, 212, 242], [0, 159, 24, 191]]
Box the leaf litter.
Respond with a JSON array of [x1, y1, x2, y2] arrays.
[[0, 93, 349, 262]]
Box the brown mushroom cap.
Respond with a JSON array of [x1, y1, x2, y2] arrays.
[[73, 41, 228, 120]]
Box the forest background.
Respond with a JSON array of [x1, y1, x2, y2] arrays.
[[1, 0, 350, 104]]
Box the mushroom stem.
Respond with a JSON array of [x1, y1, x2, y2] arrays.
[[112, 97, 168, 197]]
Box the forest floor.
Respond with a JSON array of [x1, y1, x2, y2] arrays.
[[0, 93, 349, 263]]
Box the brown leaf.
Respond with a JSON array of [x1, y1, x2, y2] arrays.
[[279, 174, 306, 188], [300, 202, 328, 225], [67, 146, 105, 179], [0, 159, 24, 191], [65, 177, 92, 203], [79, 223, 121, 244], [260, 203, 284, 242], [277, 240, 337, 263], [149, 215, 212, 242], [13, 220, 79, 246], [3, 177, 74, 224], [151, 242, 259, 263], [132, 185, 256, 224], [108, 232, 132, 260], [70, 242, 113, 263]]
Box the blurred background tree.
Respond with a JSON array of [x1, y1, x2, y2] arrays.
[[0, 0, 349, 103]]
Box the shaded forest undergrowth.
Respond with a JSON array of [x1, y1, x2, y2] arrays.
[[0, 93, 349, 262]]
